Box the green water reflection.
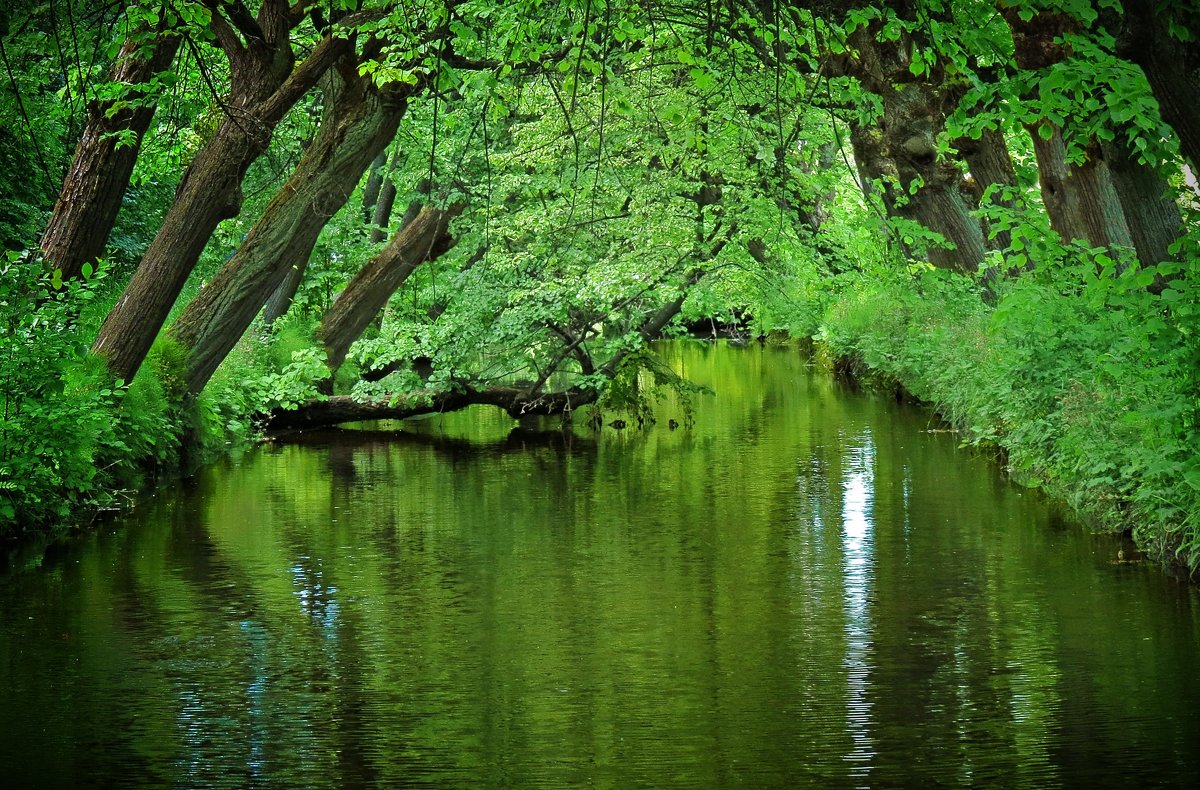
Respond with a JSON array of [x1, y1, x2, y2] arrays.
[[1, 341, 1198, 787]]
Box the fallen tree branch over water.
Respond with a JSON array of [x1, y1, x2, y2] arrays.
[[268, 264, 705, 431], [266, 385, 598, 431]]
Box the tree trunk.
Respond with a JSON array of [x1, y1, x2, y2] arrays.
[[269, 274, 698, 431], [369, 148, 402, 243], [261, 260, 308, 326], [849, 122, 914, 257], [267, 385, 599, 431], [848, 123, 893, 207], [1028, 126, 1133, 250], [317, 203, 462, 374], [168, 66, 414, 394], [841, 29, 984, 274], [955, 128, 1017, 250], [903, 171, 987, 273], [91, 27, 348, 384], [1101, 137, 1183, 267], [1119, 0, 1200, 171], [1002, 6, 1134, 251], [360, 150, 388, 222], [40, 33, 180, 280]]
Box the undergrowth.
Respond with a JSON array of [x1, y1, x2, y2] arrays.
[[812, 256, 1199, 576], [0, 255, 245, 540]]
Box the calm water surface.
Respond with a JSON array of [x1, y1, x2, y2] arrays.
[[2, 342, 1198, 787]]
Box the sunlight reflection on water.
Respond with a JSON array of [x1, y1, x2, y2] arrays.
[[841, 434, 876, 779]]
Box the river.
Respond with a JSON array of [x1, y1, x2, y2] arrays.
[[1, 341, 1198, 787]]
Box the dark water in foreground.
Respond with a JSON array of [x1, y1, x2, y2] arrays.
[[2, 341, 1198, 787]]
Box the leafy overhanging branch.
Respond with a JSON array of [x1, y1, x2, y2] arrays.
[[265, 267, 704, 431]]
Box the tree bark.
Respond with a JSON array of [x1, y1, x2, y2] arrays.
[[1119, 0, 1200, 171], [91, 10, 348, 384], [267, 385, 599, 431], [1002, 6, 1133, 251], [360, 150, 388, 222], [40, 33, 180, 280], [317, 203, 463, 374], [1102, 136, 1183, 267], [955, 128, 1017, 250], [839, 28, 985, 273], [369, 148, 402, 243], [168, 63, 416, 394], [261, 259, 308, 326], [848, 123, 894, 208], [1028, 127, 1132, 249]]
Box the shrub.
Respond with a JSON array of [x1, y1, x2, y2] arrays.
[[0, 255, 118, 534]]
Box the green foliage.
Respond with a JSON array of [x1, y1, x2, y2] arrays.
[[249, 347, 329, 411], [0, 0, 1196, 591], [596, 348, 710, 428], [113, 336, 192, 469], [198, 314, 330, 438], [811, 245, 1200, 574], [0, 254, 115, 533], [0, 251, 210, 537]]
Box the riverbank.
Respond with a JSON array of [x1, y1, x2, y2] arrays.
[[798, 264, 1198, 581]]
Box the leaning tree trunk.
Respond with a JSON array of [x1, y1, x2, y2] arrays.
[[260, 260, 308, 327], [1120, 0, 1200, 172], [40, 33, 180, 280], [91, 12, 348, 385], [317, 203, 463, 374], [1102, 136, 1183, 268], [840, 27, 985, 274], [168, 64, 417, 394]]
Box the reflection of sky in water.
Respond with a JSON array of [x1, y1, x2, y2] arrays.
[[841, 434, 876, 780], [292, 558, 341, 635], [240, 619, 270, 783]]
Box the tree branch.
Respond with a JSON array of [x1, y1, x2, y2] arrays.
[[204, 1, 248, 59], [266, 385, 599, 431], [260, 33, 351, 123]]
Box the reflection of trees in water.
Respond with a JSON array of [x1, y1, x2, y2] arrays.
[[4, 345, 1198, 785]]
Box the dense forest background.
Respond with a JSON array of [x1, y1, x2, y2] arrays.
[[0, 0, 1196, 575]]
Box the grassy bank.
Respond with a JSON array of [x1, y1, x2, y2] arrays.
[[801, 260, 1198, 579]]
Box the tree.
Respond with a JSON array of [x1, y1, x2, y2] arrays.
[[828, 7, 986, 273], [40, 25, 180, 280], [91, 0, 349, 384], [1119, 0, 1200, 172], [167, 45, 425, 394], [999, 4, 1133, 251], [316, 201, 461, 376]]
